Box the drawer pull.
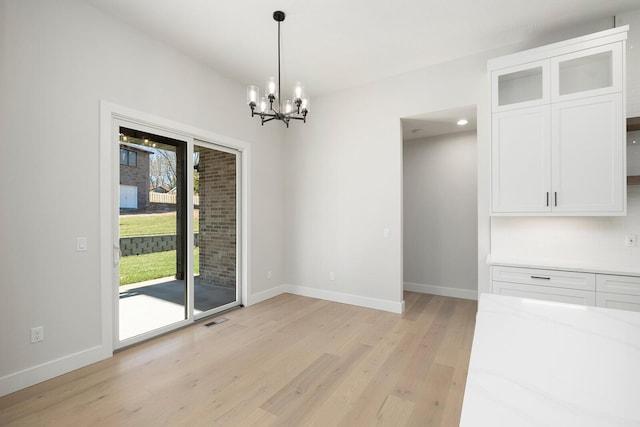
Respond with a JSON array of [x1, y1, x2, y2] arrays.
[[531, 275, 551, 280]]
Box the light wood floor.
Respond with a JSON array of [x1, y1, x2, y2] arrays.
[[0, 292, 477, 426]]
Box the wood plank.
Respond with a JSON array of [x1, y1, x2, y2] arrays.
[[376, 394, 415, 426], [0, 292, 477, 427]]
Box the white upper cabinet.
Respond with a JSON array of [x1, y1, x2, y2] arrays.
[[551, 93, 625, 213], [489, 26, 628, 216], [492, 106, 551, 213]]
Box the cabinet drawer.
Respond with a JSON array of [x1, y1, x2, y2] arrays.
[[492, 281, 596, 306], [492, 266, 596, 290], [596, 292, 640, 312], [596, 274, 640, 296]]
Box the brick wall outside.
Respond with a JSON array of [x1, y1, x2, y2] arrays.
[[198, 149, 236, 288], [119, 145, 150, 209]]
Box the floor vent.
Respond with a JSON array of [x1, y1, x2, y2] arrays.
[[204, 318, 229, 327]]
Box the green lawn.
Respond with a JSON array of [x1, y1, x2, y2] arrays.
[[119, 212, 201, 285], [119, 213, 199, 237], [119, 247, 200, 285]]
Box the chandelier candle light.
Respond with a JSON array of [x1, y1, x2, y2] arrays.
[[247, 11, 310, 127]]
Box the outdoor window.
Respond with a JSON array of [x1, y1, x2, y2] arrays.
[[120, 148, 137, 167]]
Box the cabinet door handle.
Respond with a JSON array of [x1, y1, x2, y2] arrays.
[[531, 275, 551, 280], [546, 192, 549, 207], [554, 192, 558, 207]]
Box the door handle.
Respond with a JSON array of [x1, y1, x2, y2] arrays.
[[113, 239, 120, 266], [546, 192, 549, 207]]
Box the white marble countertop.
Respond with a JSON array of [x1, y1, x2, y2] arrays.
[[487, 254, 640, 276], [460, 293, 640, 427]]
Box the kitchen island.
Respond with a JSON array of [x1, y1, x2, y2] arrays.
[[460, 293, 640, 427]]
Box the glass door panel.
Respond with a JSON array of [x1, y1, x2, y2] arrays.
[[117, 126, 188, 342], [498, 67, 544, 106], [558, 51, 612, 96], [492, 59, 549, 112], [552, 43, 622, 102], [193, 143, 239, 315]]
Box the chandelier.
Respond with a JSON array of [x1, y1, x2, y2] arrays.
[[247, 11, 310, 128]]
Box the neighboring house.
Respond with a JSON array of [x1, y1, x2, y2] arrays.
[[119, 142, 154, 209]]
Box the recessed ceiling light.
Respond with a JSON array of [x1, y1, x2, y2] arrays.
[[457, 119, 468, 126]]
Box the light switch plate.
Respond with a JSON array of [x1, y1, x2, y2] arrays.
[[76, 237, 87, 251]]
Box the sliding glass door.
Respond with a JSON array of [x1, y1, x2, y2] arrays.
[[113, 121, 241, 348]]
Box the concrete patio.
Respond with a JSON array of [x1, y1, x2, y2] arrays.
[[119, 276, 237, 340]]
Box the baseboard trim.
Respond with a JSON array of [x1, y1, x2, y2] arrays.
[[248, 284, 403, 313], [286, 285, 404, 313], [246, 285, 289, 306], [0, 345, 110, 397], [404, 282, 478, 300]]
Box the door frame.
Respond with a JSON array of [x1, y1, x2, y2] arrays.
[[99, 101, 251, 353]]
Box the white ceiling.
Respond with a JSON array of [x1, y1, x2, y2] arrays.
[[85, 0, 639, 99]]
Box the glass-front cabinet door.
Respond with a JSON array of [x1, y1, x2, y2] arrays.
[[551, 43, 623, 102], [492, 60, 550, 112]]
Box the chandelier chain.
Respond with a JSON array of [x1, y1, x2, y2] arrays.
[[277, 19, 281, 113]]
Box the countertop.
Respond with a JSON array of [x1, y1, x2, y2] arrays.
[[487, 254, 640, 276], [460, 293, 640, 427]]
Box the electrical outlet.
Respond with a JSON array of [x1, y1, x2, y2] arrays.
[[626, 234, 637, 247], [329, 271, 335, 281], [31, 326, 44, 343], [267, 270, 272, 280]]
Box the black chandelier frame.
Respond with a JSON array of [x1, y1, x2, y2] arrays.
[[248, 11, 308, 128]]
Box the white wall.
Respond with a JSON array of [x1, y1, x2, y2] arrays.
[[283, 54, 487, 312], [490, 186, 640, 269], [403, 131, 478, 299], [282, 16, 614, 310], [0, 0, 284, 395]]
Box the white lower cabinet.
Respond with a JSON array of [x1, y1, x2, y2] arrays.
[[492, 265, 595, 290], [491, 265, 640, 312], [493, 281, 596, 306], [596, 274, 640, 312], [596, 293, 640, 312], [492, 266, 595, 306]]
